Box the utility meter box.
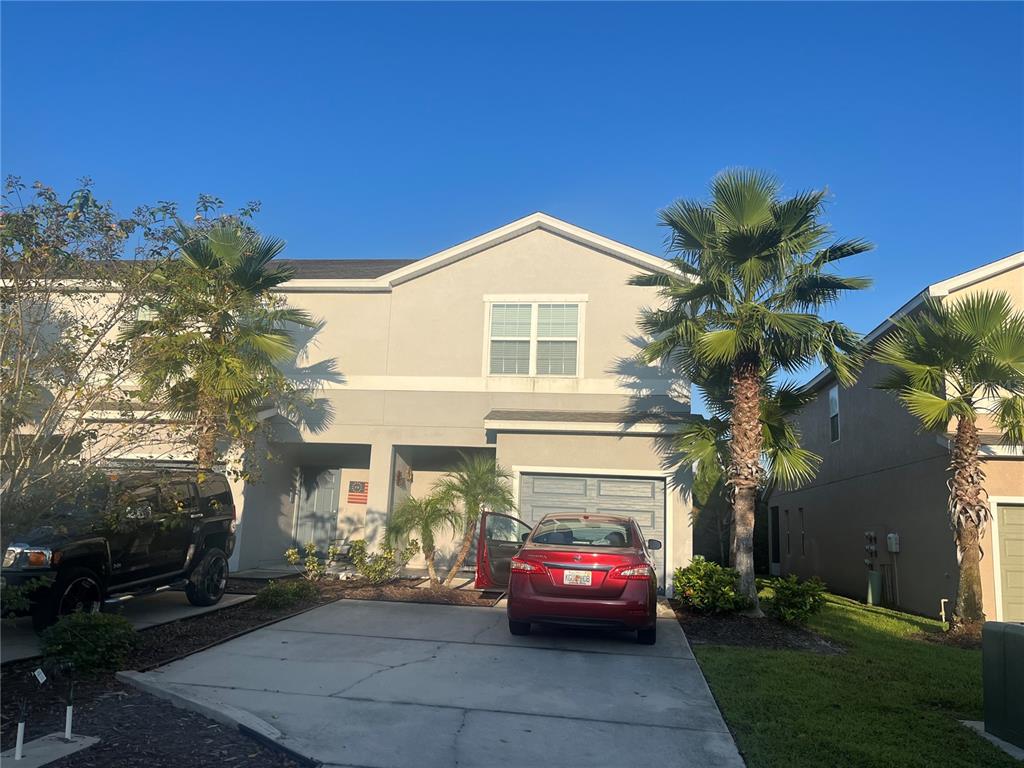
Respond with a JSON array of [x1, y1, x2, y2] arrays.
[[886, 533, 900, 553]]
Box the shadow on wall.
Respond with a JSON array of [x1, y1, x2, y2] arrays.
[[272, 319, 345, 439]]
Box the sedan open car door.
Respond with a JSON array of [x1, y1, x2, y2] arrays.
[[475, 511, 532, 590]]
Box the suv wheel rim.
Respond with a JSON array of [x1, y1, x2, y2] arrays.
[[205, 556, 227, 597], [59, 577, 101, 616]]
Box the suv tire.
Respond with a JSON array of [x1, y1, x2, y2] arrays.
[[186, 548, 228, 607], [32, 566, 103, 632]]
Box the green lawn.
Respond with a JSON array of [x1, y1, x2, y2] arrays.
[[694, 595, 1013, 768]]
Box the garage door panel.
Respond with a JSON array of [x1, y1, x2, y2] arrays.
[[998, 504, 1024, 622], [531, 476, 589, 496], [597, 479, 656, 499], [520, 473, 666, 589]]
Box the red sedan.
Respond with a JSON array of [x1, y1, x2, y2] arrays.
[[475, 511, 660, 644]]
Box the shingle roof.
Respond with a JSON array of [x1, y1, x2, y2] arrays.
[[272, 259, 417, 279]]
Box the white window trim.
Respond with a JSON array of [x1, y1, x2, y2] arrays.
[[482, 295, 588, 379]]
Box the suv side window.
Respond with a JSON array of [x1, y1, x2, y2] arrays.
[[199, 475, 232, 516], [160, 481, 196, 516]]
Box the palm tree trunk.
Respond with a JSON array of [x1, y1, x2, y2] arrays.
[[949, 415, 988, 630], [729, 356, 763, 615], [425, 546, 439, 586], [444, 522, 476, 587]]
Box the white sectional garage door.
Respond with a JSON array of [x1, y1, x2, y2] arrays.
[[519, 473, 666, 587]]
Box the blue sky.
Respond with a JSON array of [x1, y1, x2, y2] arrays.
[[3, 1, 1022, 357]]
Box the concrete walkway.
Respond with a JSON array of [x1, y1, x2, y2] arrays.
[[123, 600, 743, 768], [1, 592, 254, 664]]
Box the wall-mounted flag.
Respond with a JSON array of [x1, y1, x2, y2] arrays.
[[347, 481, 368, 504]]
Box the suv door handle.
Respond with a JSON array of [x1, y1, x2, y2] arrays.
[[190, 513, 203, 519]]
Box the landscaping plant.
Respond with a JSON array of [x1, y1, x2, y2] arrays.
[[40, 612, 137, 675], [434, 452, 516, 586], [253, 579, 320, 609], [768, 574, 827, 624], [285, 541, 342, 582], [348, 538, 420, 585], [387, 493, 463, 586], [673, 556, 748, 614], [633, 169, 872, 613], [874, 290, 1024, 630]]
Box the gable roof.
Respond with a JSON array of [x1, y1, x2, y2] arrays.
[[804, 250, 1024, 394], [276, 212, 673, 292]]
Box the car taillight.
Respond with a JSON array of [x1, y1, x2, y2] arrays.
[[510, 558, 544, 574], [610, 564, 652, 580]]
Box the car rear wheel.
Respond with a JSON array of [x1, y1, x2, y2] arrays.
[[186, 548, 228, 607], [636, 624, 657, 645], [508, 619, 531, 636], [32, 567, 103, 632]]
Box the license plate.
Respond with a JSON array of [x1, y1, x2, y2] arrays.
[[563, 569, 592, 586]]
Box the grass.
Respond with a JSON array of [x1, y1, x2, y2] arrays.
[[694, 594, 1013, 768]]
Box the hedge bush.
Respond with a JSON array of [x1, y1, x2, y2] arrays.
[[768, 574, 827, 624], [253, 579, 321, 610], [40, 612, 137, 674], [672, 556, 748, 613]]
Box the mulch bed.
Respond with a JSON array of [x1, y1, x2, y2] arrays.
[[915, 622, 982, 650], [672, 601, 842, 653], [1, 574, 490, 766]]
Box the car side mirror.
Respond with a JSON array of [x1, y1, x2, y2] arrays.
[[521, 532, 530, 542], [647, 539, 662, 550]]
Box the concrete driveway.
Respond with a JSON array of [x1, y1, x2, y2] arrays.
[[123, 600, 743, 768]]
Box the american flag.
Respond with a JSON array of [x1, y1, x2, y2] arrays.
[[347, 481, 368, 504]]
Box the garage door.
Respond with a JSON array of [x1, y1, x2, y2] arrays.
[[519, 473, 666, 586], [997, 503, 1024, 622]]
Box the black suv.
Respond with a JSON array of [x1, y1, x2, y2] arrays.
[[1, 468, 236, 631]]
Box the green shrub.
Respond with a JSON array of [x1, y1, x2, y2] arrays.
[[40, 612, 137, 674], [253, 578, 320, 610], [768, 575, 827, 624], [348, 537, 419, 584], [672, 556, 748, 613], [284, 541, 342, 582]]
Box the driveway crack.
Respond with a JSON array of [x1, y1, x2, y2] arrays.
[[328, 643, 445, 697], [452, 708, 469, 767]]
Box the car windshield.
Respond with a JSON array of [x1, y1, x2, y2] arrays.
[[530, 518, 634, 548]]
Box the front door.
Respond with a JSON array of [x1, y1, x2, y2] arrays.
[[294, 468, 342, 555], [475, 511, 532, 590]]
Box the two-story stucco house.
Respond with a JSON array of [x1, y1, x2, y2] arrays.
[[226, 213, 693, 586], [769, 252, 1024, 622]]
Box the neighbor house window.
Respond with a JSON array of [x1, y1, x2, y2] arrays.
[[828, 385, 840, 442], [488, 301, 580, 376]]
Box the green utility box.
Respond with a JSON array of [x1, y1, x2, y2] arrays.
[[983, 621, 1024, 749], [866, 570, 883, 606]]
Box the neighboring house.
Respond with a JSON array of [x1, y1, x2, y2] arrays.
[[221, 213, 694, 586], [770, 252, 1024, 622]]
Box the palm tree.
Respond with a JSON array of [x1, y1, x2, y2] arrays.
[[124, 222, 315, 471], [436, 452, 516, 587], [387, 493, 463, 586], [632, 169, 873, 612], [874, 291, 1024, 629]]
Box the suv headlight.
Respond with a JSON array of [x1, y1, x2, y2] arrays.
[[2, 547, 53, 569]]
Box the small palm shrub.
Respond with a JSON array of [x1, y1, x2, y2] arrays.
[[254, 579, 320, 609], [349, 538, 419, 584], [768, 575, 827, 624], [40, 612, 137, 674], [673, 556, 748, 613], [284, 542, 342, 582]]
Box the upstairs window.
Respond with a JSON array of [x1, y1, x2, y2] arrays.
[[828, 385, 840, 442], [488, 301, 580, 377]]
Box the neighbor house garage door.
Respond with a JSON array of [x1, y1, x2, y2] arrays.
[[519, 473, 666, 586], [997, 503, 1024, 622]]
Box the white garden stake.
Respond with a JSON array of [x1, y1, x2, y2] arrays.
[[64, 681, 74, 740], [15, 700, 27, 760]]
